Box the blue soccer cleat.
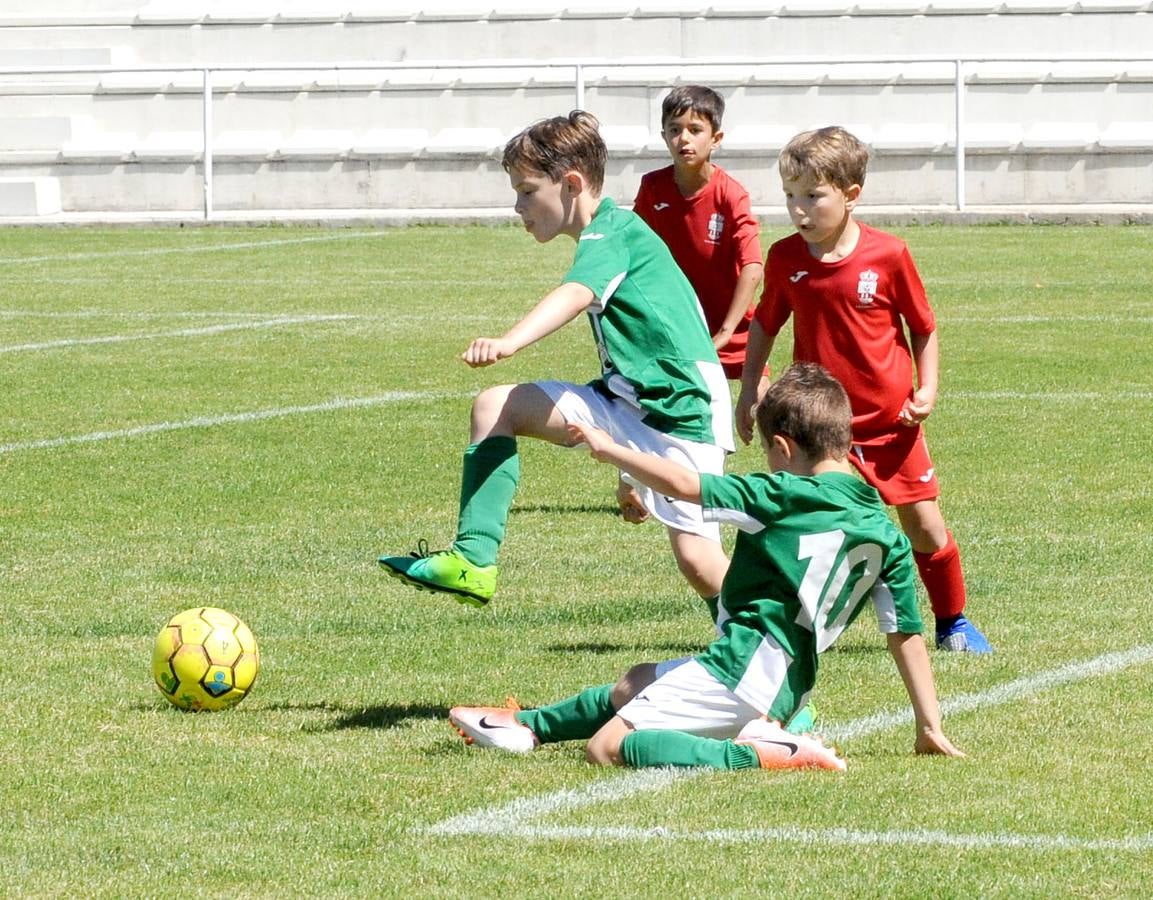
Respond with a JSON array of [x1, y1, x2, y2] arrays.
[[936, 614, 993, 654]]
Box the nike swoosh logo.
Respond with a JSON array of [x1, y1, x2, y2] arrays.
[[765, 739, 799, 757], [789, 270, 808, 283], [478, 715, 515, 730], [580, 233, 606, 241], [653, 202, 670, 211], [918, 468, 935, 483]]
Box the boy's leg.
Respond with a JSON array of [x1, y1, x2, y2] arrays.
[[667, 529, 729, 600], [897, 500, 992, 654], [379, 383, 569, 606]]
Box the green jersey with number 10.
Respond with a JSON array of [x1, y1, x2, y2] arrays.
[[696, 469, 921, 713]]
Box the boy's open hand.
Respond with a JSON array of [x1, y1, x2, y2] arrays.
[[566, 421, 615, 460], [915, 728, 966, 758], [462, 337, 516, 368]]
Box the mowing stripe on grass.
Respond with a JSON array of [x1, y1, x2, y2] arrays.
[[0, 392, 457, 455], [0, 314, 356, 354], [0, 230, 397, 266], [428, 643, 1153, 848]]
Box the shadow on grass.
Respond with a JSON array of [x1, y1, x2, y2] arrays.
[[319, 703, 450, 731], [511, 503, 619, 516], [545, 640, 704, 656]]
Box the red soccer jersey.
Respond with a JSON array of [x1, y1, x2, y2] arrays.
[[634, 165, 762, 375], [755, 223, 936, 439]]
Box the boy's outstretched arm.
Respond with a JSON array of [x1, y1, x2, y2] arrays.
[[735, 319, 774, 444], [713, 262, 764, 351], [568, 422, 702, 504], [463, 282, 594, 368], [886, 631, 966, 758]]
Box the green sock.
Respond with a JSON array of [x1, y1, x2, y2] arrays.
[[516, 684, 614, 745], [453, 436, 519, 567], [620, 730, 759, 770]]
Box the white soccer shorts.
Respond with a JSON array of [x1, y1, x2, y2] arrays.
[[534, 379, 723, 542], [616, 658, 761, 739]]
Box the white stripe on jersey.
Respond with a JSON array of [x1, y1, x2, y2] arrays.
[[703, 505, 765, 533]]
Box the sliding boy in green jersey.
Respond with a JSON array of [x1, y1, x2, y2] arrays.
[[449, 363, 963, 770], [379, 111, 733, 609]]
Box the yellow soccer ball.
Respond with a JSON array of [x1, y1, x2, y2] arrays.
[[151, 607, 260, 711]]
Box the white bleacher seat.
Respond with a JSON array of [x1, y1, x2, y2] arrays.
[[212, 130, 281, 161], [277, 129, 355, 159], [599, 125, 653, 154], [312, 70, 388, 91], [1022, 122, 1098, 150], [343, 2, 425, 21], [134, 3, 206, 25], [960, 123, 1025, 151], [871, 124, 951, 152], [133, 131, 203, 162], [969, 62, 1052, 84], [348, 128, 430, 159], [722, 125, 798, 153], [0, 116, 72, 150], [59, 133, 135, 163], [97, 72, 171, 95], [748, 64, 830, 86], [0, 47, 113, 66], [0, 176, 61, 216], [1097, 123, 1153, 150], [423, 127, 505, 156], [236, 71, 309, 92]]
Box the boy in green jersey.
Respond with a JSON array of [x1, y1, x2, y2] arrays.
[[449, 363, 964, 770], [379, 111, 733, 609]]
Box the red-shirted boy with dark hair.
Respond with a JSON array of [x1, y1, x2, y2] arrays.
[[736, 125, 991, 653], [633, 85, 763, 380]]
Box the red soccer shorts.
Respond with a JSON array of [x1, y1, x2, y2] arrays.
[[849, 425, 940, 506]]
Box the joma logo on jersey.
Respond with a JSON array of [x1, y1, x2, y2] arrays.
[[856, 268, 879, 306], [707, 213, 724, 243]]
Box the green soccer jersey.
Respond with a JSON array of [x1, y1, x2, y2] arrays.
[[695, 470, 921, 716], [563, 198, 734, 451]]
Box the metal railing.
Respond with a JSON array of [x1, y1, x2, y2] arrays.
[[0, 53, 1149, 218]]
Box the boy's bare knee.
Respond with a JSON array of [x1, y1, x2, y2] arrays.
[[610, 663, 657, 709]]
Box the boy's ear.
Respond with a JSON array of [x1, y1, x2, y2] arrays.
[[843, 183, 862, 209], [562, 170, 585, 197]]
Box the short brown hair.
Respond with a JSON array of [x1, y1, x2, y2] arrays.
[[501, 110, 607, 194], [755, 362, 852, 461], [778, 126, 869, 191], [661, 84, 725, 132]]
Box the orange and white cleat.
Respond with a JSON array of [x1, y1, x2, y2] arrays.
[[449, 697, 537, 753], [735, 718, 846, 772]]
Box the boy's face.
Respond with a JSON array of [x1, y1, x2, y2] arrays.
[[508, 165, 577, 243], [781, 173, 860, 248], [661, 111, 721, 170]]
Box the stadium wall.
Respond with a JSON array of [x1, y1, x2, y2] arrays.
[[0, 2, 1150, 222]]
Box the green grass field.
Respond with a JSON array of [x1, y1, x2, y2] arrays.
[[1, 222, 1151, 897]]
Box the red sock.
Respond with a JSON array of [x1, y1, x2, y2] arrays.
[[913, 531, 967, 620]]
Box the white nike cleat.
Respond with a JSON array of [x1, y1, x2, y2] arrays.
[[449, 703, 538, 753], [735, 718, 846, 772]]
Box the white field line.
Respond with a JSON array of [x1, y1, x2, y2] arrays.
[[0, 314, 355, 354], [0, 230, 397, 266], [427, 643, 1153, 853], [0, 392, 455, 455]]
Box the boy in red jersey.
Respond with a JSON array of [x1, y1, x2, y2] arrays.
[[633, 85, 764, 381], [735, 126, 991, 653]]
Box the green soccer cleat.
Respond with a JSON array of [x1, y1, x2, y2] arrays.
[[785, 703, 817, 736], [378, 541, 497, 607]]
